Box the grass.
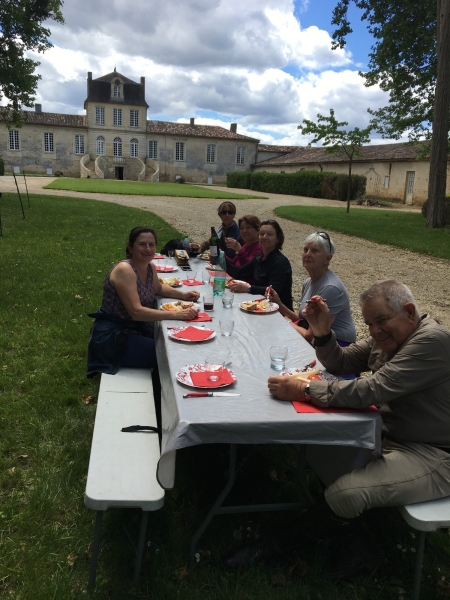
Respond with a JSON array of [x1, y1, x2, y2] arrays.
[[1, 192, 449, 599], [43, 178, 266, 199], [274, 205, 450, 260]]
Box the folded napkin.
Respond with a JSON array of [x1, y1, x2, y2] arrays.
[[156, 265, 176, 272], [153, 254, 165, 259], [171, 326, 214, 341], [186, 312, 213, 323], [190, 368, 235, 388], [181, 279, 204, 286], [292, 401, 379, 414]]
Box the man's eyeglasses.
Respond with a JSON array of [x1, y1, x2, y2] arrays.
[[316, 231, 331, 254], [220, 210, 235, 215]]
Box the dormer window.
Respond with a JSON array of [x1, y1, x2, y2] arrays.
[[113, 85, 121, 97], [111, 78, 123, 99]]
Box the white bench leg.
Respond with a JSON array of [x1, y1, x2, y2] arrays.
[[133, 511, 149, 587], [413, 531, 426, 600], [88, 511, 104, 592]]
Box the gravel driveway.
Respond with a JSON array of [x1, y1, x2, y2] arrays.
[[15, 177, 450, 338]]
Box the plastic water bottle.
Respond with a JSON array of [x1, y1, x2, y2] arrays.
[[182, 235, 190, 255], [213, 251, 226, 296]]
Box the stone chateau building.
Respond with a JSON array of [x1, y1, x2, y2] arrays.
[[0, 70, 259, 184]]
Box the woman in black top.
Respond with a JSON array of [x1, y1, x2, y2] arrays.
[[227, 219, 293, 310]]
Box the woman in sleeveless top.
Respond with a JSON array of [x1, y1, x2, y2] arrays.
[[87, 226, 200, 376]]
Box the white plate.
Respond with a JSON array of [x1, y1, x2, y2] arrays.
[[155, 265, 179, 272], [281, 368, 338, 383], [239, 301, 279, 314], [168, 326, 216, 342], [160, 302, 201, 312], [176, 364, 237, 388], [159, 277, 183, 287]]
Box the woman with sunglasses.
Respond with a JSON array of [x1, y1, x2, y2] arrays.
[[268, 231, 356, 346], [198, 202, 242, 259], [225, 215, 262, 272], [227, 219, 293, 310]]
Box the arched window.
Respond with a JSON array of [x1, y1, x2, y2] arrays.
[[96, 136, 105, 156], [130, 138, 138, 158], [113, 137, 122, 157]]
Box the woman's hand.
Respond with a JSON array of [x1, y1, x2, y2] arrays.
[[268, 376, 308, 402], [229, 281, 251, 293], [182, 290, 200, 302], [302, 296, 331, 337], [225, 237, 241, 252], [176, 307, 199, 320], [267, 286, 280, 304]]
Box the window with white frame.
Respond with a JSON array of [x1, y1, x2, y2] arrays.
[[75, 134, 85, 154], [96, 136, 105, 156], [130, 110, 139, 127], [130, 139, 138, 158], [236, 146, 245, 165], [206, 144, 216, 163], [148, 140, 158, 160], [175, 142, 185, 161], [113, 137, 122, 157], [44, 132, 54, 152], [95, 107, 105, 125], [9, 130, 19, 150], [113, 85, 121, 98], [113, 108, 122, 126]]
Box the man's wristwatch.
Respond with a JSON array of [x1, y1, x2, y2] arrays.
[[304, 383, 311, 401]]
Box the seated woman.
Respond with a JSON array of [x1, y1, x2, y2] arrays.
[[225, 215, 262, 274], [198, 201, 242, 259], [269, 231, 356, 346], [87, 226, 200, 377], [227, 219, 293, 310]]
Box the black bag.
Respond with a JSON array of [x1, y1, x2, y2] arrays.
[[160, 238, 183, 255]]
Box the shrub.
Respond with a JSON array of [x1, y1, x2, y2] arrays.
[[334, 173, 367, 201], [227, 172, 252, 188], [175, 176, 185, 184], [421, 198, 450, 225], [0, 157, 4, 176]]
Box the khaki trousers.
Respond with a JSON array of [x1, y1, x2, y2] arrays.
[[325, 438, 450, 519]]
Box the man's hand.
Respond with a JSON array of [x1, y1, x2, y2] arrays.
[[302, 296, 331, 337], [182, 290, 200, 302], [268, 376, 309, 401], [229, 281, 250, 293]]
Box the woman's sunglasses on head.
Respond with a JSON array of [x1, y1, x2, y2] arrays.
[[316, 231, 331, 253]]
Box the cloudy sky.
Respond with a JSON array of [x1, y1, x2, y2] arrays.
[[25, 0, 400, 146]]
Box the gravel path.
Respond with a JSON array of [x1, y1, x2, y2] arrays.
[[13, 177, 450, 338]]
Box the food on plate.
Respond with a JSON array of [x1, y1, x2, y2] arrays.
[[161, 301, 195, 311], [288, 369, 321, 381], [199, 252, 210, 261], [159, 277, 182, 287], [241, 299, 271, 312]]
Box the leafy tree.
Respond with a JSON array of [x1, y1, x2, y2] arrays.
[[0, 0, 64, 128], [298, 109, 372, 213], [331, 0, 449, 228]]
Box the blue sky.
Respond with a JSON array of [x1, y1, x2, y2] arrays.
[[20, 0, 400, 146]]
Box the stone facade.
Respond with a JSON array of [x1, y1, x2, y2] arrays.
[[0, 70, 259, 184]]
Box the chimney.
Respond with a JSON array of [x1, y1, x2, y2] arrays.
[[140, 76, 145, 94], [190, 117, 195, 126], [35, 103, 42, 113], [230, 123, 237, 133], [88, 71, 92, 81]]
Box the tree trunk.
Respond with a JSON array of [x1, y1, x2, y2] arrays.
[[347, 161, 352, 213], [427, 0, 450, 228]]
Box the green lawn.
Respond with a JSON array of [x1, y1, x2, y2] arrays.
[[44, 178, 265, 199], [274, 205, 450, 260], [1, 192, 449, 599]]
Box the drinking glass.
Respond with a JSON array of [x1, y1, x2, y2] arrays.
[[203, 294, 214, 311], [202, 270, 211, 285], [270, 346, 288, 370], [187, 270, 197, 284], [219, 320, 235, 337], [168, 250, 174, 258], [222, 288, 234, 308], [204, 359, 224, 382]]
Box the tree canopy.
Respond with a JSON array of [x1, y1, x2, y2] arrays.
[[0, 0, 64, 127]]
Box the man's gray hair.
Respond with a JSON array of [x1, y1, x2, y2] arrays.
[[304, 232, 335, 256], [360, 279, 419, 316]]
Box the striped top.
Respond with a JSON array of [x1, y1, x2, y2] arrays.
[[102, 259, 155, 321]]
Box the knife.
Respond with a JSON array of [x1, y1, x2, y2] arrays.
[[183, 392, 242, 397]]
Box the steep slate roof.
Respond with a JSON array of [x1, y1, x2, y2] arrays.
[[254, 142, 429, 167], [85, 70, 148, 108], [258, 144, 297, 153], [0, 108, 86, 128], [147, 120, 259, 141]]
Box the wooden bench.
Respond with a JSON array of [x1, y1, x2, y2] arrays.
[[399, 496, 450, 600], [84, 368, 165, 590]]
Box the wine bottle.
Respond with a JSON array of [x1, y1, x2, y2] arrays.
[[209, 227, 219, 265]]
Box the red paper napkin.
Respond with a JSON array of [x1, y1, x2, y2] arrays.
[[190, 369, 235, 388], [181, 279, 204, 286], [292, 401, 379, 414], [186, 312, 213, 322], [171, 326, 214, 341], [156, 265, 176, 272], [153, 254, 165, 259]]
